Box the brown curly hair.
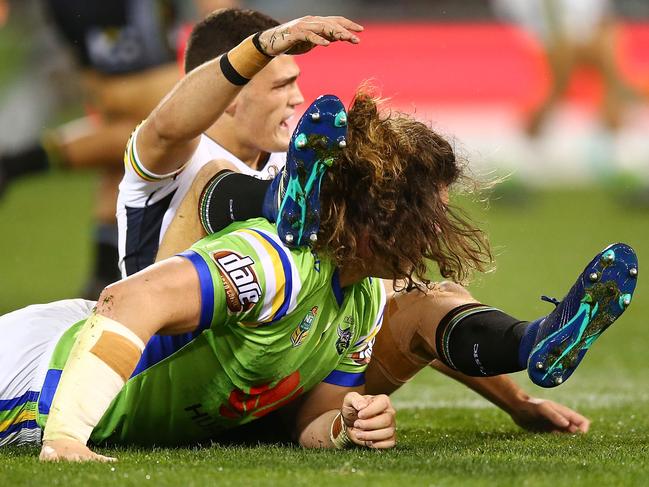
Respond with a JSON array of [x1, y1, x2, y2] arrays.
[[314, 91, 492, 289]]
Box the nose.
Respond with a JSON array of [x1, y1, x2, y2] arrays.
[[289, 82, 305, 108]]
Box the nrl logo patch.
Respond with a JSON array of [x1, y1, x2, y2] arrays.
[[335, 326, 352, 355], [212, 250, 261, 313], [291, 306, 318, 347]]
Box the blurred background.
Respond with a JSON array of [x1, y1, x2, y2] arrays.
[[0, 0, 648, 314]]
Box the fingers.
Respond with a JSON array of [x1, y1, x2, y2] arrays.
[[549, 401, 591, 433], [39, 445, 59, 462], [326, 16, 364, 33], [347, 394, 397, 449], [39, 444, 117, 462], [538, 401, 571, 430], [357, 395, 394, 420], [261, 15, 363, 56], [354, 425, 394, 442], [344, 391, 370, 411], [301, 30, 331, 47], [354, 411, 393, 431]]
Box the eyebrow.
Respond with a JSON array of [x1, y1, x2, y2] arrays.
[[273, 73, 300, 87]]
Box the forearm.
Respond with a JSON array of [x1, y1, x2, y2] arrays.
[[43, 258, 202, 445], [139, 34, 271, 172], [430, 360, 528, 415], [146, 59, 240, 144]]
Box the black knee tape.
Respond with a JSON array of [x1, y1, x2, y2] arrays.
[[435, 304, 528, 376], [199, 170, 271, 234]]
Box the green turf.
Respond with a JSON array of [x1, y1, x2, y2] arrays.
[[1, 176, 648, 486]]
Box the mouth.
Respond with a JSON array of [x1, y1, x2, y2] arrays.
[[279, 115, 294, 130]]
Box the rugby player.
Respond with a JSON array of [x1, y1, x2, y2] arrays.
[[1, 89, 635, 460], [0, 17, 637, 455], [120, 8, 611, 434], [172, 90, 638, 434]]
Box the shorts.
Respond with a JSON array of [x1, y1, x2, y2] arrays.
[[0, 299, 95, 446]]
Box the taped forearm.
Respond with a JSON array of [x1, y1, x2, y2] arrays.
[[43, 314, 145, 444], [220, 33, 273, 85]]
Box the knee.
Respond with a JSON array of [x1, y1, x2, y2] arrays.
[[435, 281, 474, 300]]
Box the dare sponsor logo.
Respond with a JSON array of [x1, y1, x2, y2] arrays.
[[351, 341, 374, 366], [212, 250, 262, 313]]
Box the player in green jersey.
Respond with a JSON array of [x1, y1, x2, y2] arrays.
[[148, 7, 598, 437]]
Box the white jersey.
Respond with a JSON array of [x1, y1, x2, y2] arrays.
[[116, 125, 286, 277]]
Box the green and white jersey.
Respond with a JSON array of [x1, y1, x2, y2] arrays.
[[36, 219, 385, 446]]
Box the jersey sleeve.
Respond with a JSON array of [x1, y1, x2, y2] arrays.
[[322, 280, 387, 387], [123, 122, 188, 183], [178, 222, 302, 331]]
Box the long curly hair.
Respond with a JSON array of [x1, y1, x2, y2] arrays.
[[314, 91, 492, 290]]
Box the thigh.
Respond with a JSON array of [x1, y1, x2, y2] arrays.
[[365, 282, 477, 395]]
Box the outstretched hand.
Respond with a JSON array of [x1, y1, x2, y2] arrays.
[[39, 439, 116, 463], [341, 392, 396, 449], [511, 397, 591, 434], [257, 16, 363, 56]]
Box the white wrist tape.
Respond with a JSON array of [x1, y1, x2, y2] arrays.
[[329, 412, 353, 449], [42, 314, 145, 444]]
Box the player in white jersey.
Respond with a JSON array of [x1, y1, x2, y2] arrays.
[[117, 9, 295, 276]]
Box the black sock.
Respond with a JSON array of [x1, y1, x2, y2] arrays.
[[435, 304, 530, 376], [199, 170, 271, 234], [0, 143, 51, 181], [93, 223, 121, 283]]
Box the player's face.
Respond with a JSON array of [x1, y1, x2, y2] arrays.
[[235, 55, 304, 153]]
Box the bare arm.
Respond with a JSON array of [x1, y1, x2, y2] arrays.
[[137, 15, 363, 175], [40, 257, 203, 462], [430, 360, 590, 433]]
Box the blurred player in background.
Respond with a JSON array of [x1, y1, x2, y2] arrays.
[[0, 0, 232, 297], [493, 0, 644, 136]]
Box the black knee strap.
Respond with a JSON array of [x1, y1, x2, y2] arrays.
[[199, 170, 271, 234], [435, 304, 529, 376]]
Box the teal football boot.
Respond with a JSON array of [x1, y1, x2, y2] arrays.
[[263, 94, 347, 247], [528, 243, 638, 387]]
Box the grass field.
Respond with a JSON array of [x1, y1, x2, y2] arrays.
[[1, 174, 648, 486]]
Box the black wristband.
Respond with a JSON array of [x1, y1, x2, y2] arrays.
[[252, 32, 273, 58], [219, 53, 249, 86]]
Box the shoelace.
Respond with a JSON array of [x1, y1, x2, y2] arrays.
[[541, 295, 561, 308]]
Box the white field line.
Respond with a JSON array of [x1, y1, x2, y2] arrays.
[[393, 391, 649, 410]]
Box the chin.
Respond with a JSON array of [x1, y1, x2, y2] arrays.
[[271, 135, 291, 153]]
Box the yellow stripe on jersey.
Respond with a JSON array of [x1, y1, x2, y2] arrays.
[[123, 123, 187, 182], [0, 409, 36, 433], [237, 229, 287, 323]]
